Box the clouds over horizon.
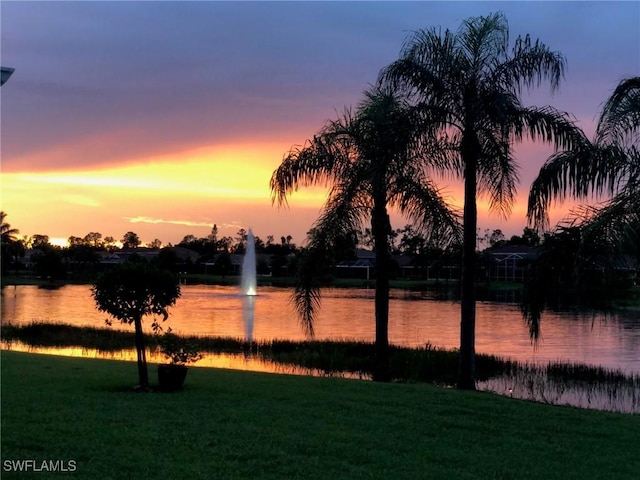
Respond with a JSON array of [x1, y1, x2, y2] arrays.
[[1, 1, 638, 244], [3, 2, 638, 172]]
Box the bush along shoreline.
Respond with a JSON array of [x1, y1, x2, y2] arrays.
[[2, 321, 638, 413]]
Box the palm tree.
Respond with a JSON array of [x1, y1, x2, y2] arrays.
[[529, 77, 639, 240], [379, 12, 584, 389], [1, 211, 19, 244], [271, 87, 460, 381], [525, 78, 639, 332], [1, 211, 23, 273]]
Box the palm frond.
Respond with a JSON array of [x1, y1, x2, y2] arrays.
[[291, 247, 324, 337], [377, 27, 457, 101], [527, 143, 633, 230], [270, 113, 358, 207], [291, 173, 368, 335], [457, 12, 509, 73], [492, 33, 566, 95], [596, 76, 640, 147], [391, 174, 462, 247], [509, 105, 585, 152], [580, 186, 640, 254], [477, 136, 519, 218]]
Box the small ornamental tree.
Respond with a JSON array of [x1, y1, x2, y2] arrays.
[[92, 262, 181, 388]]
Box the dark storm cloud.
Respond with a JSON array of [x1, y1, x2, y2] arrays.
[[1, 1, 638, 171]]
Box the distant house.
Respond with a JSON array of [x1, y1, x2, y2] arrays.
[[335, 249, 376, 279], [334, 249, 463, 281], [97, 248, 159, 265], [97, 252, 124, 265], [485, 245, 540, 282]]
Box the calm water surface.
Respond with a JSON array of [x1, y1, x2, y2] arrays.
[[2, 284, 639, 374]]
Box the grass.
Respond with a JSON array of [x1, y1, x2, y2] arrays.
[[4, 322, 639, 414], [1, 350, 639, 480]]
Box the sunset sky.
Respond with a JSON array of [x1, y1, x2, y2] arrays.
[[1, 1, 638, 247]]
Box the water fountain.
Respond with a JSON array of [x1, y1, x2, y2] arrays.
[[241, 229, 257, 342], [241, 228, 257, 296]]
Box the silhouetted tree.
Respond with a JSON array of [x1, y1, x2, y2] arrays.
[[180, 234, 197, 245], [526, 77, 640, 335], [271, 86, 460, 381], [121, 231, 141, 249], [208, 224, 218, 244], [32, 245, 65, 281], [1, 212, 24, 273], [147, 238, 162, 249], [104, 236, 117, 252], [217, 236, 233, 253], [397, 224, 426, 256], [380, 12, 583, 389], [64, 244, 100, 274], [92, 262, 180, 388], [67, 236, 83, 247], [29, 234, 50, 249], [529, 77, 639, 239], [508, 227, 541, 246], [214, 251, 232, 277], [84, 232, 103, 247], [0, 212, 19, 243], [155, 247, 179, 273], [489, 229, 506, 247]]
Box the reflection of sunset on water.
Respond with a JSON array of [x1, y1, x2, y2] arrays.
[[2, 285, 638, 374], [0, 342, 280, 374], [0, 342, 364, 380]]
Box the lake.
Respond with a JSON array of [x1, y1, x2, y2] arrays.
[[2, 284, 639, 374]]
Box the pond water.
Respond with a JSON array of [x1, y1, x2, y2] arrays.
[[2, 284, 639, 374]]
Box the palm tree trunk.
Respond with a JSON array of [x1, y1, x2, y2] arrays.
[[459, 136, 478, 390], [133, 316, 149, 388], [372, 202, 391, 382]]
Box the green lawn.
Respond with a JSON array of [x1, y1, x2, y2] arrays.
[[1, 351, 639, 480]]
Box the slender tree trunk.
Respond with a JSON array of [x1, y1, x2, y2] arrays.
[[372, 201, 391, 382], [133, 315, 149, 388], [459, 135, 478, 391]]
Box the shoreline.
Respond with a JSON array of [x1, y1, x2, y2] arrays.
[[3, 321, 638, 414]]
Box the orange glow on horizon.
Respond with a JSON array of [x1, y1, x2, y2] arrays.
[[1, 142, 330, 244], [2, 140, 580, 246], [5, 143, 329, 203]]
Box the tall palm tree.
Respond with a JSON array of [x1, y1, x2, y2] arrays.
[[379, 12, 584, 389], [271, 87, 460, 381], [526, 78, 639, 332]]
